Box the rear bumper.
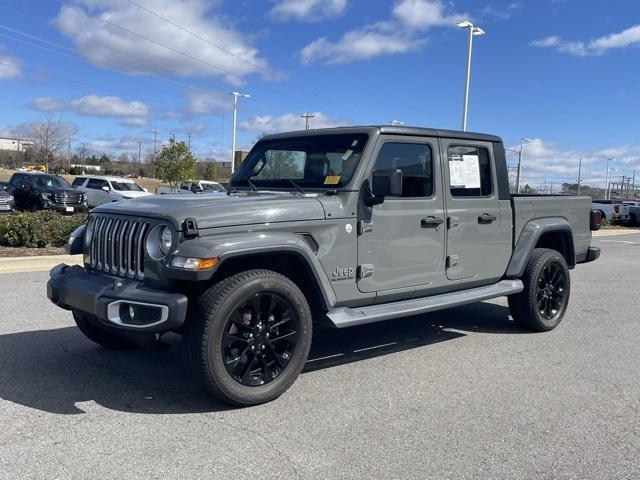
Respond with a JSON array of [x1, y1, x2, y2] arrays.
[[577, 246, 600, 264], [47, 264, 188, 332]]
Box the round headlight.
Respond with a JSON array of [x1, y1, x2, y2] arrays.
[[160, 226, 173, 254], [146, 224, 174, 260]]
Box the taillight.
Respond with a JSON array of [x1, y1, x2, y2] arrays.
[[614, 205, 619, 213], [590, 210, 602, 230]]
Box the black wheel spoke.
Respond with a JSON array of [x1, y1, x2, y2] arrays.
[[222, 291, 299, 387], [270, 330, 297, 343]]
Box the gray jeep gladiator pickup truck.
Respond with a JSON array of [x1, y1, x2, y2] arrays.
[[48, 126, 600, 406]]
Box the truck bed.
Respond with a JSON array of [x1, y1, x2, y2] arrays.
[[511, 195, 592, 258]]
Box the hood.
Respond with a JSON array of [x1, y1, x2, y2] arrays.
[[93, 191, 325, 230]]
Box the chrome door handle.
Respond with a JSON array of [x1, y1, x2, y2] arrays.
[[421, 216, 444, 228], [478, 213, 497, 224]]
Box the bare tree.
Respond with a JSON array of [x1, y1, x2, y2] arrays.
[[20, 113, 76, 172]]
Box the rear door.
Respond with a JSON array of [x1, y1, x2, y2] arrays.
[[441, 140, 511, 282], [357, 136, 446, 293]]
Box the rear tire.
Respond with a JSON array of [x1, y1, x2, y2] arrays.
[[183, 269, 312, 406], [73, 311, 138, 350], [508, 248, 570, 332]]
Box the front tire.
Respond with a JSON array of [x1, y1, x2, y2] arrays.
[[184, 269, 313, 406], [508, 248, 571, 332]]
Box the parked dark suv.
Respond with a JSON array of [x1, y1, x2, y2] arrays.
[[8, 172, 88, 213]]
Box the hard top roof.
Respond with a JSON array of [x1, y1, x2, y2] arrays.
[[260, 125, 502, 143]]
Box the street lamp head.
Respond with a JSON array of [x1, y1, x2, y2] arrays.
[[230, 91, 251, 98], [457, 20, 473, 29], [472, 27, 485, 36]]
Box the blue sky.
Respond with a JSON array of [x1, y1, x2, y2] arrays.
[[0, 0, 639, 187]]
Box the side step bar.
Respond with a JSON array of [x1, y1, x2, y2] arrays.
[[327, 280, 524, 328]]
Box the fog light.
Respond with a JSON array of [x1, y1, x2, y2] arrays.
[[170, 256, 218, 270]]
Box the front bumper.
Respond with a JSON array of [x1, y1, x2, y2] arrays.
[[47, 264, 188, 332], [46, 203, 88, 213]]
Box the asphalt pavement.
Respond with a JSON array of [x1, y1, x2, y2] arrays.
[[0, 232, 639, 479]]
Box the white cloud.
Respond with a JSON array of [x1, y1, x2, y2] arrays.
[[391, 0, 465, 29], [29, 94, 150, 126], [185, 87, 232, 115], [0, 47, 22, 80], [270, 0, 347, 21], [300, 0, 465, 64], [506, 139, 640, 188], [531, 24, 640, 56], [240, 112, 344, 134], [53, 0, 272, 85]]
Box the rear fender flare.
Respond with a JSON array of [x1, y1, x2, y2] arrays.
[[506, 217, 574, 277]]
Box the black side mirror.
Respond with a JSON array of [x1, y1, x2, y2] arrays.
[[366, 168, 402, 206]]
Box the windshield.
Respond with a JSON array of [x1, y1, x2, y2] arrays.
[[35, 175, 70, 188], [231, 133, 369, 189], [202, 183, 225, 192], [111, 181, 144, 192]]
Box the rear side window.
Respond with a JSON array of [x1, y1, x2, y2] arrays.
[[86, 179, 108, 190], [72, 177, 86, 187], [447, 145, 492, 197], [372, 142, 433, 198]]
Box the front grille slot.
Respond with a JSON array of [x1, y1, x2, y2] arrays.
[[53, 192, 83, 205], [90, 214, 150, 279]]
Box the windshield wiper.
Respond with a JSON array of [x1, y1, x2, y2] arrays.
[[231, 178, 257, 191], [288, 179, 305, 194]]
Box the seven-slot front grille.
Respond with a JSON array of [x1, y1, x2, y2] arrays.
[[89, 215, 150, 279], [53, 192, 83, 205]]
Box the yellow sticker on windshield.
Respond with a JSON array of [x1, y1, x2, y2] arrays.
[[324, 175, 341, 185]]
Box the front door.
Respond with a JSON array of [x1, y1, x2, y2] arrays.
[[441, 139, 511, 282], [357, 136, 446, 293]]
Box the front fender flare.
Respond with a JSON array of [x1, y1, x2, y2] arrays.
[[175, 231, 336, 309], [506, 217, 574, 277]]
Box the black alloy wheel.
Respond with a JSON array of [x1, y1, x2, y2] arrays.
[[535, 261, 568, 321], [508, 248, 571, 332], [221, 292, 299, 387]]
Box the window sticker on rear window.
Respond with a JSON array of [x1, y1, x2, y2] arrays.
[[324, 175, 341, 185]]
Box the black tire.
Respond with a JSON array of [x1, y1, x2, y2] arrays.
[[508, 248, 571, 332], [73, 310, 138, 350], [183, 269, 312, 406]]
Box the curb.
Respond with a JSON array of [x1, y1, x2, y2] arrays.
[[592, 229, 640, 237], [0, 254, 83, 274]]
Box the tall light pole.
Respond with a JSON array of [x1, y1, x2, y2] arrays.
[[457, 20, 485, 132], [605, 158, 615, 199], [230, 91, 250, 174], [514, 137, 533, 194]]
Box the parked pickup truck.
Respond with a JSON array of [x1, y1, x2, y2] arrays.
[[592, 199, 630, 224], [47, 126, 600, 406]]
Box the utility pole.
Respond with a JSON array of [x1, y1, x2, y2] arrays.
[[137, 141, 142, 170], [605, 158, 614, 200], [187, 131, 192, 153], [632, 169, 636, 200], [515, 138, 533, 194], [300, 113, 315, 130], [577, 156, 582, 195], [230, 91, 251, 174], [457, 21, 485, 131], [67, 137, 72, 172], [152, 129, 157, 158]]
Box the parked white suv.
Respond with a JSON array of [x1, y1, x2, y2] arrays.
[[156, 180, 226, 195], [72, 175, 152, 208]]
